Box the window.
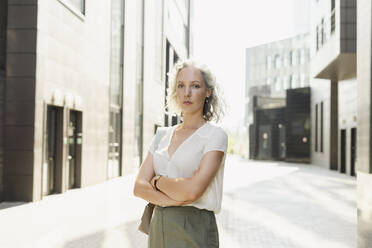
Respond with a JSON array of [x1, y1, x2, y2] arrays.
[[300, 49, 306, 65], [283, 76, 290, 89], [275, 77, 282, 91], [284, 54, 290, 67], [291, 74, 298, 88], [291, 51, 297, 65], [316, 26, 319, 51], [300, 73, 306, 87], [315, 104, 318, 152], [108, 0, 124, 174], [266, 56, 272, 69], [274, 55, 281, 69], [320, 101, 324, 152], [321, 18, 325, 45], [68, 0, 85, 14], [331, 0, 336, 34]]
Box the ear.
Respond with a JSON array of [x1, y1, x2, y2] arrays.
[[206, 89, 212, 98]]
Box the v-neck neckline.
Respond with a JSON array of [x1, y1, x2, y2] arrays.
[[167, 122, 208, 160]]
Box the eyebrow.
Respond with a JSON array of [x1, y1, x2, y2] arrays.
[[177, 80, 201, 84]]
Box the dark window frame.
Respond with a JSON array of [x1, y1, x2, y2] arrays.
[[320, 101, 324, 152], [315, 104, 318, 152]]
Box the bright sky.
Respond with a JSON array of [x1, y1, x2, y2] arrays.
[[193, 0, 309, 130]]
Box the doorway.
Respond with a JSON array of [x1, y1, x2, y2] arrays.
[[340, 129, 346, 174], [258, 125, 272, 159], [43, 106, 63, 196], [350, 128, 356, 176], [278, 123, 286, 159]]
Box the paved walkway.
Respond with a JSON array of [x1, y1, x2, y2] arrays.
[[219, 156, 356, 248], [0, 156, 356, 248]]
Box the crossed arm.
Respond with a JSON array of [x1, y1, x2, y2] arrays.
[[133, 150, 224, 206]]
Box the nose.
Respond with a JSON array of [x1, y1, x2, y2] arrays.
[[184, 86, 191, 97]]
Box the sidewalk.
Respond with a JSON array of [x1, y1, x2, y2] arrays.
[[0, 156, 356, 248], [0, 174, 148, 248], [219, 156, 356, 248]]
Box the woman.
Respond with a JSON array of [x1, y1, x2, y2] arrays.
[[133, 59, 228, 247]]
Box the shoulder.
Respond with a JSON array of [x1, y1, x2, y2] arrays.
[[198, 122, 228, 140], [156, 126, 173, 134]]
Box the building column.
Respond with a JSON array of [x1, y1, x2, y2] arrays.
[[4, 1, 38, 201], [357, 0, 372, 246], [330, 81, 338, 170]]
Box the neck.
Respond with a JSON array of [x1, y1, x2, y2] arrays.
[[181, 112, 206, 129]]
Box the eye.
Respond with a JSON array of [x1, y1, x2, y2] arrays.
[[177, 84, 184, 88], [193, 84, 201, 88]]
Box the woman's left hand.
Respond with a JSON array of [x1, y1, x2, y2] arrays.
[[150, 176, 157, 189]]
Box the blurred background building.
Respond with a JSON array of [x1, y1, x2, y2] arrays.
[[310, 0, 357, 176], [0, 0, 193, 202], [245, 34, 311, 162], [246, 0, 372, 245], [245, 33, 310, 126]]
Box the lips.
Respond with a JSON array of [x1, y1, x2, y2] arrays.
[[183, 101, 192, 105]]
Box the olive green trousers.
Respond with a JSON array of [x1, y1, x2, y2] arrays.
[[148, 206, 219, 248]]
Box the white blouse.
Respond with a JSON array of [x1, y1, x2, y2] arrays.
[[148, 122, 228, 214]]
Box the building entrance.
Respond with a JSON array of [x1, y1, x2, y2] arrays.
[[350, 128, 356, 176], [67, 110, 82, 189], [340, 129, 346, 174], [43, 106, 63, 196]]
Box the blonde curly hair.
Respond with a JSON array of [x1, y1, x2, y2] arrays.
[[166, 59, 225, 123]]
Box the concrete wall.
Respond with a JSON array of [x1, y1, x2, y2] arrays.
[[338, 78, 357, 175], [356, 0, 372, 246], [2, 0, 192, 201], [310, 79, 331, 168], [36, 0, 112, 191]]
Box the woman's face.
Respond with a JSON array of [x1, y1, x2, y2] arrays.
[[175, 66, 211, 116]]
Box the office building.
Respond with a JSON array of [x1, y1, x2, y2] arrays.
[[0, 0, 193, 202]]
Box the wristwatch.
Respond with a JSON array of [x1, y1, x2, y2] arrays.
[[153, 175, 162, 191]]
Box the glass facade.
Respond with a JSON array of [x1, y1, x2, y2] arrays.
[[266, 56, 272, 69], [274, 55, 281, 69], [0, 0, 6, 200], [134, 0, 144, 166], [291, 50, 298, 65], [0, 0, 5, 71], [110, 0, 124, 106], [108, 0, 124, 178]]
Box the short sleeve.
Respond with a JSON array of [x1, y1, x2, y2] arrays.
[[148, 133, 157, 155], [203, 127, 228, 155]]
